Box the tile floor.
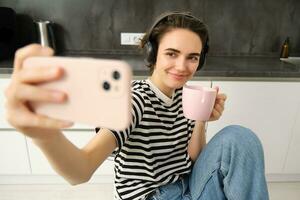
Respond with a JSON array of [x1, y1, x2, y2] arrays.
[[0, 182, 300, 200]]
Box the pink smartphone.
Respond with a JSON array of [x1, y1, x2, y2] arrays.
[[23, 56, 132, 130]]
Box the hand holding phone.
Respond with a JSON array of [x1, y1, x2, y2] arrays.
[[23, 56, 132, 130]]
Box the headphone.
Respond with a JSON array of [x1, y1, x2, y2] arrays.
[[144, 12, 209, 71]]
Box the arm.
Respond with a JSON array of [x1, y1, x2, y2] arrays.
[[33, 128, 116, 185], [4, 44, 117, 185], [187, 90, 227, 161], [187, 121, 206, 162]]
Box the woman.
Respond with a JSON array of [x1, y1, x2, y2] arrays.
[[4, 12, 269, 200]]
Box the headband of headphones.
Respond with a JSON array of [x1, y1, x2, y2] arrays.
[[144, 11, 209, 70]]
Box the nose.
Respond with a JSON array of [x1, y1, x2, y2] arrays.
[[174, 56, 187, 71]]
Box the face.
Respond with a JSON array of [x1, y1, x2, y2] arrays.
[[150, 28, 202, 97]]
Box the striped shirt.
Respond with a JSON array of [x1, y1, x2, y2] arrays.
[[98, 79, 195, 200]]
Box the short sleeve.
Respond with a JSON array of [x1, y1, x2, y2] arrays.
[[95, 90, 145, 154]]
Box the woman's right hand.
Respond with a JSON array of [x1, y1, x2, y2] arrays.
[[4, 44, 73, 141]]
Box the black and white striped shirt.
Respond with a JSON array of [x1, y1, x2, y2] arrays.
[[98, 79, 195, 200]]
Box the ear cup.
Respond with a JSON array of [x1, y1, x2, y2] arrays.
[[198, 52, 206, 70], [145, 41, 157, 66], [197, 37, 209, 71]]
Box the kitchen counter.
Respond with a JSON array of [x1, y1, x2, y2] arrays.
[[1, 56, 300, 81]]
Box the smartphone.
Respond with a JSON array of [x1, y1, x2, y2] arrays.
[[23, 56, 132, 131]]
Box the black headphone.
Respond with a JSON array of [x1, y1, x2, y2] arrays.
[[144, 12, 209, 71]]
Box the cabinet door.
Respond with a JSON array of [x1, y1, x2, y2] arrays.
[[27, 130, 114, 176], [0, 131, 31, 174], [0, 78, 13, 129], [207, 81, 300, 174], [284, 100, 300, 174], [64, 130, 114, 176]]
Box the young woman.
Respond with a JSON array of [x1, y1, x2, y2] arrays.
[[4, 12, 269, 200]]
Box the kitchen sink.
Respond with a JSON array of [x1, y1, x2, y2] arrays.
[[280, 57, 300, 66]]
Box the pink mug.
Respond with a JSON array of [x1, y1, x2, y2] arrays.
[[182, 84, 217, 121]]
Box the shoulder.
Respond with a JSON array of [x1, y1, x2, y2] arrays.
[[131, 80, 151, 104], [131, 80, 149, 94]]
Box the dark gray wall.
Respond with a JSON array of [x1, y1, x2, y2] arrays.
[[1, 0, 299, 56]]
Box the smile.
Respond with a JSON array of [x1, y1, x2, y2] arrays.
[[168, 72, 187, 80]]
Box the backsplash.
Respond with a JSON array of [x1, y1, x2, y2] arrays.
[[1, 0, 299, 57]]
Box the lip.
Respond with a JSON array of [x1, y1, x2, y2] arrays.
[[168, 72, 187, 80]]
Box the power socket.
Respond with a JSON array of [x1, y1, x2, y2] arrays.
[[120, 33, 145, 45]]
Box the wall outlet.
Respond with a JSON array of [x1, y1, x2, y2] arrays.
[[121, 33, 145, 45]]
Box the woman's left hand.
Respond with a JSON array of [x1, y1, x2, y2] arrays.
[[208, 86, 227, 122]]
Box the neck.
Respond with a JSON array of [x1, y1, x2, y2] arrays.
[[149, 74, 174, 98]]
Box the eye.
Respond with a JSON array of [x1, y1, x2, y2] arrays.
[[165, 52, 176, 57], [189, 56, 199, 62]]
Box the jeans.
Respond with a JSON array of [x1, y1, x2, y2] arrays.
[[147, 125, 269, 200]]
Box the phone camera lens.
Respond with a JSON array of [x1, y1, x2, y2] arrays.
[[112, 70, 120, 80], [102, 81, 110, 91]]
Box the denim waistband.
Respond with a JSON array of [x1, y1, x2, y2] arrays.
[[145, 174, 190, 200]]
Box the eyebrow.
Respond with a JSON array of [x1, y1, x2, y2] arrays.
[[165, 48, 201, 57]]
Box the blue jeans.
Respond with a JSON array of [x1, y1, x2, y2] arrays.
[[147, 125, 269, 200]]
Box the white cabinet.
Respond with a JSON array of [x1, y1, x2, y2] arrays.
[[284, 101, 300, 173], [207, 81, 300, 174], [64, 130, 114, 176], [0, 131, 31, 174], [27, 130, 114, 176], [1, 76, 300, 182]]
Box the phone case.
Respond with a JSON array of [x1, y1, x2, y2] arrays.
[[23, 56, 132, 131]]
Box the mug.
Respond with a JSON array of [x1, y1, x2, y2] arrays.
[[182, 84, 217, 121]]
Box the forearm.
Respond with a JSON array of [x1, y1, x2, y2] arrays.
[[188, 121, 207, 161], [33, 130, 92, 185]]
